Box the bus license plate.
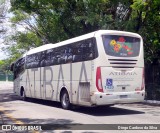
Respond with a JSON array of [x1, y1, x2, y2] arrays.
[[120, 95, 128, 98]]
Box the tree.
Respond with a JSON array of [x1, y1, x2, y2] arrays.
[[131, 0, 160, 64], [4, 31, 42, 61], [0, 0, 8, 35], [0, 59, 10, 73], [7, 0, 123, 60], [6, 0, 160, 64], [10, 0, 132, 43]]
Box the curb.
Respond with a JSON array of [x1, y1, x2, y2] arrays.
[[143, 100, 160, 106]]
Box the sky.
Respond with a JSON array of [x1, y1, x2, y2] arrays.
[[0, 24, 26, 60], [0, 16, 12, 60], [0, 21, 10, 60], [0, 3, 26, 60], [0, 0, 11, 60], [0, 43, 7, 60]]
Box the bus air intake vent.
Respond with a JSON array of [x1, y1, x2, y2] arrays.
[[79, 82, 90, 102], [108, 59, 137, 68]]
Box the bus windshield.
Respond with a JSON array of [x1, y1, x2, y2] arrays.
[[102, 35, 140, 57]]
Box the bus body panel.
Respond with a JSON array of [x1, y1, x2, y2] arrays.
[[23, 61, 92, 106], [91, 91, 145, 105], [13, 77, 20, 95], [101, 67, 143, 93], [11, 30, 145, 108], [90, 30, 145, 105]]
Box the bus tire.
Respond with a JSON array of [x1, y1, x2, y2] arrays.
[[21, 89, 27, 101], [60, 90, 71, 110]]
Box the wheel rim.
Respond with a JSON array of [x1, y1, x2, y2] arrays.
[[22, 91, 25, 98], [62, 93, 69, 107], [22, 91, 25, 100]]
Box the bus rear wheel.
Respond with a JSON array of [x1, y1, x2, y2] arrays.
[[60, 90, 71, 110], [21, 89, 27, 101]]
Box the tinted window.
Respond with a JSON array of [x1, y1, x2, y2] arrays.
[[69, 38, 98, 62], [102, 35, 140, 57], [26, 37, 98, 69], [14, 57, 25, 79], [26, 53, 41, 68]]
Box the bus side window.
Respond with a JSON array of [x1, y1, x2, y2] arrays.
[[26, 54, 34, 68], [13, 62, 17, 79], [61, 46, 73, 63], [32, 54, 37, 68], [37, 52, 41, 67], [45, 49, 53, 66], [66, 47, 73, 63], [13, 57, 25, 79], [19, 58, 25, 73], [26, 52, 41, 69], [86, 38, 98, 60], [72, 44, 80, 62], [55, 47, 62, 64], [40, 51, 46, 67], [59, 46, 66, 64], [72, 38, 97, 62], [52, 50, 59, 65], [24, 37, 98, 68]]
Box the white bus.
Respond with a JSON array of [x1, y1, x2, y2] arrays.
[[10, 30, 145, 109]]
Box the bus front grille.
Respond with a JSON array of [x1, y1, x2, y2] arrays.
[[108, 59, 137, 68]]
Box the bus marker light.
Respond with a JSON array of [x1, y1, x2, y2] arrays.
[[96, 67, 103, 92], [141, 68, 145, 90], [135, 87, 141, 91], [106, 94, 112, 95]]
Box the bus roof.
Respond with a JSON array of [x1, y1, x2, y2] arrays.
[[26, 30, 141, 55]]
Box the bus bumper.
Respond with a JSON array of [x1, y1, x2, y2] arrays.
[[91, 91, 145, 105]]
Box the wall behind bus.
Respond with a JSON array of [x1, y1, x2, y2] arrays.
[[145, 64, 160, 101], [0, 72, 13, 81]]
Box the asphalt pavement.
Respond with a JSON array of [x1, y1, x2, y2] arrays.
[[0, 82, 160, 133]]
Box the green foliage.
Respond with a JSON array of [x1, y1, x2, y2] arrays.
[[11, 10, 29, 22], [0, 59, 10, 73], [4, 0, 160, 64], [5, 31, 42, 62], [10, 0, 120, 42], [131, 0, 160, 63], [146, 84, 160, 100], [0, 0, 7, 34]]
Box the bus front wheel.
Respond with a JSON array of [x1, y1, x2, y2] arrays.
[[60, 90, 71, 110], [21, 89, 27, 101]]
